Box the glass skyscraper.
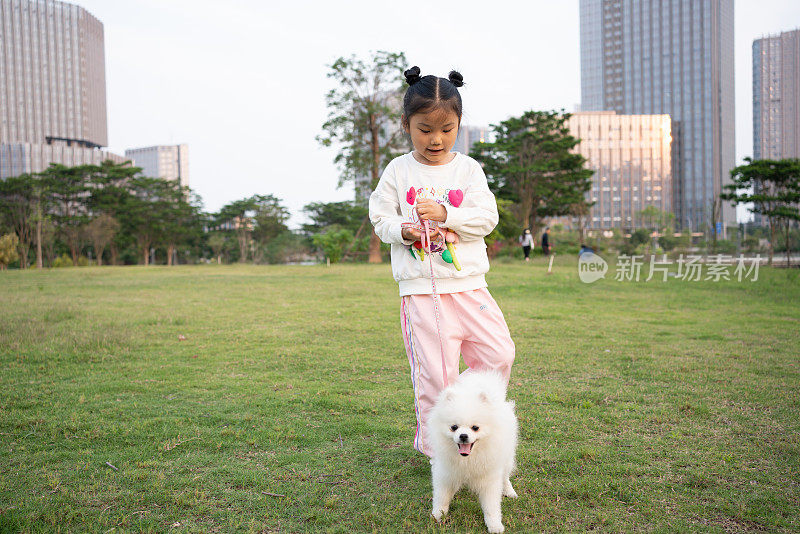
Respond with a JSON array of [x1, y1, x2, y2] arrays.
[[579, 0, 735, 232], [568, 111, 674, 230]]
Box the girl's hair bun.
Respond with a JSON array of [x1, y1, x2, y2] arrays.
[[448, 70, 464, 87], [404, 66, 422, 85]]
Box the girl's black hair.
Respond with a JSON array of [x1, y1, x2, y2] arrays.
[[402, 66, 464, 126]]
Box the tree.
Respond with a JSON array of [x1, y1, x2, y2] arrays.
[[302, 200, 369, 261], [41, 164, 93, 265], [312, 227, 354, 264], [637, 205, 675, 232], [485, 198, 522, 249], [317, 50, 410, 263], [472, 110, 594, 237], [123, 177, 171, 265], [84, 214, 119, 266], [88, 160, 142, 265], [252, 195, 290, 246], [217, 198, 257, 263], [160, 184, 203, 266], [41, 219, 56, 267], [0, 233, 19, 270], [252, 196, 290, 264], [216, 195, 289, 264], [301, 201, 368, 236], [0, 174, 36, 268], [637, 205, 675, 252], [722, 158, 800, 266], [208, 233, 227, 264]]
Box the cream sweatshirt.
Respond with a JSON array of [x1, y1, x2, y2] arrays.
[[369, 152, 499, 296]]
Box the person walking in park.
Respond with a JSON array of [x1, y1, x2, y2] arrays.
[[369, 66, 516, 458], [541, 227, 552, 256], [519, 229, 533, 261]]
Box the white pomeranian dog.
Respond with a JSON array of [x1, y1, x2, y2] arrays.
[[428, 371, 518, 533]]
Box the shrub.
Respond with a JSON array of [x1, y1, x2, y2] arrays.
[[0, 233, 20, 269], [53, 253, 74, 268], [311, 227, 354, 264]]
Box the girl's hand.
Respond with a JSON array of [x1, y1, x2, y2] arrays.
[[443, 229, 459, 244], [416, 199, 447, 222], [402, 226, 422, 241]]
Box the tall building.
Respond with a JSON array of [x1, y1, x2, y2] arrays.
[[568, 111, 674, 230], [753, 28, 800, 161], [752, 28, 800, 227], [125, 144, 190, 188], [454, 125, 489, 156], [0, 0, 123, 178], [579, 0, 735, 233]]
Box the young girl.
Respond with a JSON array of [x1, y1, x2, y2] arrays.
[[369, 66, 515, 458]]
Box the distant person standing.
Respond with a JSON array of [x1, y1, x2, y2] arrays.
[[519, 229, 533, 261], [541, 227, 551, 256]]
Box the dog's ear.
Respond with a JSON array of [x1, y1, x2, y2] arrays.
[[479, 391, 489, 403]]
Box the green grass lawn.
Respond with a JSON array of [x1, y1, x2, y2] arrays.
[[1, 260, 799, 533]]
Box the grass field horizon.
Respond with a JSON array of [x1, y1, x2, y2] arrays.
[[1, 261, 798, 532]]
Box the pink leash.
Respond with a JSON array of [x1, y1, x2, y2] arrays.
[[421, 219, 449, 388]]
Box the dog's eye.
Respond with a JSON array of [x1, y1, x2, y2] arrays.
[[450, 425, 458, 432], [471, 426, 479, 431]]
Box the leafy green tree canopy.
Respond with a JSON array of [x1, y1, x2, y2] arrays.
[[472, 110, 594, 235], [722, 157, 800, 265]]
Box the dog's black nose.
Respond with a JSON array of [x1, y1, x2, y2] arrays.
[[459, 433, 468, 442]]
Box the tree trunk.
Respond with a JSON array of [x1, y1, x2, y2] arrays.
[[768, 217, 775, 266], [18, 242, 29, 269], [167, 244, 175, 266], [238, 231, 248, 263], [110, 245, 118, 266], [143, 245, 149, 266], [35, 208, 43, 269], [367, 115, 384, 264], [96, 246, 104, 267], [368, 231, 382, 263], [785, 222, 791, 268], [342, 216, 369, 262]]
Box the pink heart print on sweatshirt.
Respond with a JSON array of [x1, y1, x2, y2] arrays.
[[406, 187, 417, 205], [448, 189, 464, 207]]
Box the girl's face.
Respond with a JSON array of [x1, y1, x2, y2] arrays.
[[403, 108, 460, 166]]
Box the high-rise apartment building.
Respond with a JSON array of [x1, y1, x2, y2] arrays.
[[752, 28, 800, 227], [0, 0, 123, 178], [753, 28, 800, 161], [579, 0, 735, 233], [568, 111, 674, 230], [125, 144, 190, 188]]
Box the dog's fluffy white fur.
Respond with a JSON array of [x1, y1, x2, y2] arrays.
[[428, 371, 518, 533]]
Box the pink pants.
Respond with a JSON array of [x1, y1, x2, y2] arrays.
[[400, 287, 515, 457]]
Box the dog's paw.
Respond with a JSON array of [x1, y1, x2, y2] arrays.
[[503, 480, 518, 499], [485, 520, 505, 533], [431, 508, 447, 522]]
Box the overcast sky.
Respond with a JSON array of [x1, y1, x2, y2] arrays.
[[77, 0, 800, 227]]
